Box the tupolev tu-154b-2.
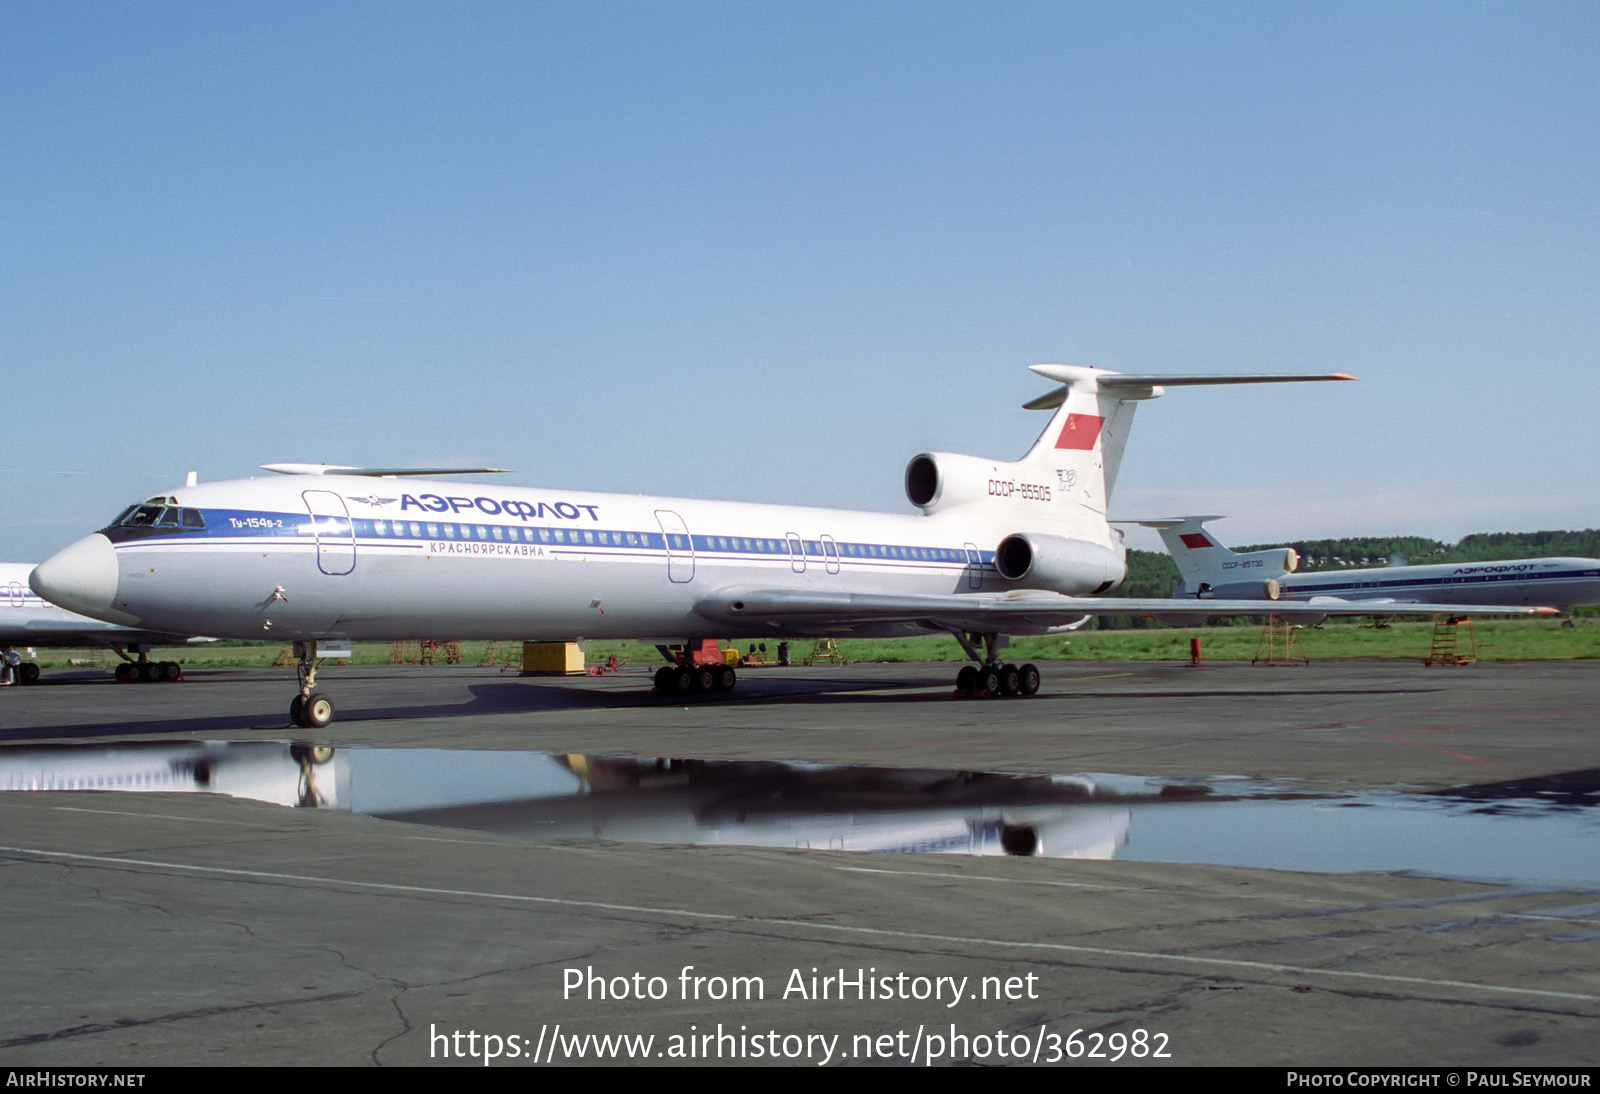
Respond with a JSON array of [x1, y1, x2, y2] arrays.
[[30, 364, 1556, 728]]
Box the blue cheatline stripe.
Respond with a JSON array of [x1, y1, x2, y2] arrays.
[[106, 508, 997, 569], [1292, 568, 1597, 596]]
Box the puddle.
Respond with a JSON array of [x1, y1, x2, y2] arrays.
[[4, 742, 1597, 888]]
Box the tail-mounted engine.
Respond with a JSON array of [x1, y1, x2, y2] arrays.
[[993, 533, 1126, 595], [905, 452, 1060, 514], [906, 452, 995, 513], [1187, 577, 1283, 600]]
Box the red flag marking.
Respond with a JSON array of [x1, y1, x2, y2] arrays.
[[1055, 413, 1104, 450]]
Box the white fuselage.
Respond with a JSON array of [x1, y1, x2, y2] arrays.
[[39, 474, 1111, 643], [1273, 558, 1600, 611]]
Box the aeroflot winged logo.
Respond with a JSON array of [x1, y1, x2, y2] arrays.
[[1054, 413, 1104, 451]]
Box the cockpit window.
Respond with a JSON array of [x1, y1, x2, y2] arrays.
[[107, 499, 204, 533]]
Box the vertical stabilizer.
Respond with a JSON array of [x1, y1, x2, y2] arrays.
[[1136, 515, 1298, 598], [1018, 365, 1158, 522]]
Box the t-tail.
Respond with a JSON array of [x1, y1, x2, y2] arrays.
[[902, 365, 1351, 596], [1138, 515, 1299, 600]]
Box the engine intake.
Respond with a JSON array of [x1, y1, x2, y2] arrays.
[[993, 533, 1125, 594]]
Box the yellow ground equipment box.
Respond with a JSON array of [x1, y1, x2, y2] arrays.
[[521, 641, 585, 675]]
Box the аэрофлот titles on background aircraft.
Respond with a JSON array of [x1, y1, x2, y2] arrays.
[[1144, 516, 1600, 620], [30, 365, 1555, 728]]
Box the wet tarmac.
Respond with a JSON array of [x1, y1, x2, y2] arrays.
[[1, 659, 1598, 1066]]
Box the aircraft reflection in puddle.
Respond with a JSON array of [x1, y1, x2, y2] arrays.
[[2, 741, 345, 809], [6, 743, 1595, 884], [1, 742, 1190, 859], [374, 754, 1152, 858]]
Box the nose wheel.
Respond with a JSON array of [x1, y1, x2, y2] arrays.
[[288, 640, 336, 727], [290, 692, 335, 729]]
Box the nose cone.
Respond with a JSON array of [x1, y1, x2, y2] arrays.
[[32, 534, 132, 624]]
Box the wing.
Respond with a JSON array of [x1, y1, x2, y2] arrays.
[[694, 587, 1555, 633]]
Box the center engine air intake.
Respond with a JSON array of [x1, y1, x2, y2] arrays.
[[994, 533, 1126, 595], [905, 454, 942, 509]]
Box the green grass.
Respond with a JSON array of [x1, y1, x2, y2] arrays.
[[24, 617, 1599, 670]]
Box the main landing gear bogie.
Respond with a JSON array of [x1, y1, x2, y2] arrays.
[[954, 661, 1041, 699], [114, 660, 183, 683], [654, 663, 738, 697]]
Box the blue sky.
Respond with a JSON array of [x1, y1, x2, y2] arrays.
[[4, 1, 1597, 560]]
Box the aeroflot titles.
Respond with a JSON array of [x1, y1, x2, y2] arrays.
[[397, 494, 601, 522]]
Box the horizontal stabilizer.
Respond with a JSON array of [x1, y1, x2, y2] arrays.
[[261, 463, 511, 478], [1116, 515, 1227, 528], [1022, 364, 1354, 409]]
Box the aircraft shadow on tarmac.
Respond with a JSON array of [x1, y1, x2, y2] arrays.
[[0, 662, 1459, 742]]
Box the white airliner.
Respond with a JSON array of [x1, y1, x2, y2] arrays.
[[30, 364, 1557, 728], [0, 562, 200, 683], [1143, 516, 1600, 616]]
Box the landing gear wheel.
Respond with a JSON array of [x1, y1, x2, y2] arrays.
[[115, 663, 137, 683], [976, 665, 1001, 696], [289, 695, 307, 727], [998, 663, 1022, 697], [955, 665, 977, 693], [654, 665, 677, 693], [692, 665, 717, 693], [159, 661, 181, 681], [302, 693, 334, 729], [137, 661, 159, 682], [715, 666, 737, 692], [1018, 662, 1041, 696]]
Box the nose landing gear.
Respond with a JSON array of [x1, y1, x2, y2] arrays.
[[289, 640, 335, 728]]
